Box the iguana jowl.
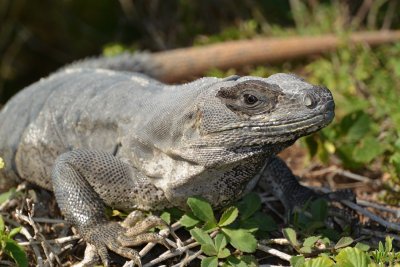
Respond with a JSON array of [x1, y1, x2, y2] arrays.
[[0, 54, 335, 266]]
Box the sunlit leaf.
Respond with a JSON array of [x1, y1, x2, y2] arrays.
[[335, 236, 354, 249], [201, 256, 218, 267], [218, 206, 238, 227], [190, 227, 213, 246], [335, 247, 371, 267], [222, 228, 257, 253], [187, 197, 216, 223], [283, 228, 300, 247]]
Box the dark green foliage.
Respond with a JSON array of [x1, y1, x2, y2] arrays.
[[0, 215, 28, 267], [180, 195, 275, 266]]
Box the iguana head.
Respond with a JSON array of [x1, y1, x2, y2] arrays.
[[201, 73, 334, 143], [175, 73, 334, 164]]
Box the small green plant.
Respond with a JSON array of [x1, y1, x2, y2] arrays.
[[179, 193, 276, 267], [0, 158, 27, 266], [0, 215, 28, 267], [291, 199, 330, 235], [289, 232, 400, 266], [370, 236, 400, 266]]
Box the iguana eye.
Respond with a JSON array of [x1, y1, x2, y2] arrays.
[[243, 94, 258, 105], [216, 80, 281, 116]]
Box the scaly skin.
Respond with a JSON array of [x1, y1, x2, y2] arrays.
[[0, 56, 335, 266]]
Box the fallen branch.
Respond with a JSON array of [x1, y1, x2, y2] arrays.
[[151, 30, 400, 82], [341, 199, 400, 232], [356, 199, 400, 218]]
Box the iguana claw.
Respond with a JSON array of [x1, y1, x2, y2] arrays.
[[82, 217, 168, 267]]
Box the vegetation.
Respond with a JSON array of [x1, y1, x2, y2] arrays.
[[161, 196, 400, 267], [0, 159, 27, 266], [0, 216, 27, 267]]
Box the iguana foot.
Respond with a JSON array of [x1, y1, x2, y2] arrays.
[[81, 214, 169, 267], [324, 189, 355, 203], [259, 156, 356, 211]]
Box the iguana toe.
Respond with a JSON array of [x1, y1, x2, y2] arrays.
[[325, 189, 356, 203], [83, 220, 167, 266]]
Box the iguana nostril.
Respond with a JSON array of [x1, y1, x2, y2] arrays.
[[303, 93, 317, 109]]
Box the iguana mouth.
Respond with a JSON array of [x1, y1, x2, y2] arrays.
[[208, 111, 333, 136]]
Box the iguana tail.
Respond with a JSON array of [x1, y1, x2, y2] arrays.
[[61, 52, 162, 79]]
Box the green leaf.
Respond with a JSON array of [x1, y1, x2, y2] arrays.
[[237, 193, 261, 220], [218, 206, 238, 227], [226, 255, 258, 267], [337, 144, 364, 169], [385, 236, 393, 252], [283, 228, 300, 247], [103, 43, 127, 57], [335, 247, 371, 267], [379, 240, 384, 252], [111, 209, 126, 218], [238, 218, 259, 233], [303, 236, 321, 247], [335, 236, 354, 249], [235, 255, 258, 267], [165, 207, 185, 221], [214, 233, 228, 252], [4, 239, 28, 267], [299, 246, 312, 254], [202, 220, 218, 232], [0, 215, 4, 234], [320, 237, 331, 246], [180, 212, 201, 228], [290, 255, 305, 267], [0, 188, 15, 205], [218, 248, 231, 258], [353, 136, 383, 163], [187, 197, 216, 223], [354, 242, 370, 252], [201, 243, 217, 256], [303, 255, 334, 267], [190, 227, 213, 246], [8, 227, 22, 239], [310, 199, 328, 222], [201, 256, 218, 267], [249, 212, 277, 232], [160, 211, 171, 224], [222, 228, 257, 253], [342, 111, 371, 142]]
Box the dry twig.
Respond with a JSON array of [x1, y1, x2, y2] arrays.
[[257, 244, 292, 262], [341, 200, 400, 232]]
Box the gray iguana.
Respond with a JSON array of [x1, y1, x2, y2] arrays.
[[0, 53, 335, 266]]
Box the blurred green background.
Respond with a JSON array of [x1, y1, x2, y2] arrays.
[[1, 0, 400, 202]]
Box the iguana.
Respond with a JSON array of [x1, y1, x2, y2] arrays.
[[0, 53, 336, 266]]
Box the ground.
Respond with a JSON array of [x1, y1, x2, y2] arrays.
[[1, 143, 399, 266]]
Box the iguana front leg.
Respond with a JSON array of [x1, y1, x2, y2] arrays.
[[51, 149, 168, 266], [258, 156, 354, 212]]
